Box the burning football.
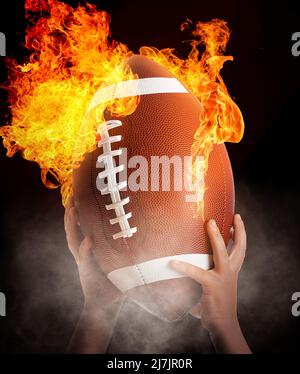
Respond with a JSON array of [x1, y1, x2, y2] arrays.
[[73, 55, 234, 321]]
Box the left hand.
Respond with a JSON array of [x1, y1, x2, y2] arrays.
[[64, 197, 123, 311]]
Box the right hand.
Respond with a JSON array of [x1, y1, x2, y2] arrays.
[[170, 215, 251, 354], [171, 214, 247, 333]]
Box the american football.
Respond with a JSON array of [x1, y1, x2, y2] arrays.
[[73, 55, 235, 321]]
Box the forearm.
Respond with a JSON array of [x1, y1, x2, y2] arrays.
[[66, 301, 123, 354], [208, 319, 252, 354]]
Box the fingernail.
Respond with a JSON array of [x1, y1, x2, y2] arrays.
[[210, 219, 217, 228]]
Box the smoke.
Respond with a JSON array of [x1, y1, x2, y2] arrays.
[[108, 177, 300, 353], [106, 181, 300, 353], [108, 299, 214, 354], [4, 193, 214, 353], [235, 179, 300, 353], [1, 173, 299, 353], [0, 191, 83, 353]]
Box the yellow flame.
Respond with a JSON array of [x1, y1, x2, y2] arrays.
[[140, 19, 244, 210], [0, 0, 244, 210]]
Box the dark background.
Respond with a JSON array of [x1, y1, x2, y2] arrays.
[[0, 0, 300, 353]]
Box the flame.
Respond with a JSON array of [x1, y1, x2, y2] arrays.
[[0, 0, 244, 210], [140, 19, 244, 211], [0, 0, 138, 205]]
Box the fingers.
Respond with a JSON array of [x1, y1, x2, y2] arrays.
[[66, 195, 74, 210], [170, 260, 208, 285], [77, 236, 109, 284], [64, 196, 75, 228], [77, 236, 94, 271], [206, 219, 228, 271], [65, 206, 82, 261], [229, 214, 247, 273]]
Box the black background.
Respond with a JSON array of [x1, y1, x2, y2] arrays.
[[0, 0, 300, 354]]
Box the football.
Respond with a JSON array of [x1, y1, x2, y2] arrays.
[[73, 55, 234, 321]]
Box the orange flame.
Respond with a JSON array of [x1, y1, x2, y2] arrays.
[[0, 0, 244, 209], [140, 19, 244, 210], [0, 0, 138, 205]]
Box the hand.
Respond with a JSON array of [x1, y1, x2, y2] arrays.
[[170, 214, 251, 354], [64, 197, 123, 311], [64, 197, 125, 353]]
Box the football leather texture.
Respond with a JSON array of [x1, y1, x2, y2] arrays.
[[73, 55, 234, 321]]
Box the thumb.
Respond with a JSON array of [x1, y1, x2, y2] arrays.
[[189, 302, 202, 319], [77, 236, 95, 274]]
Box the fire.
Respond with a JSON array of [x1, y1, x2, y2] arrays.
[[0, 0, 138, 205], [0, 0, 244, 210], [140, 19, 244, 210]]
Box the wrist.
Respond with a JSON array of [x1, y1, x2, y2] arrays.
[[207, 318, 252, 354], [83, 297, 125, 320], [206, 317, 240, 336]]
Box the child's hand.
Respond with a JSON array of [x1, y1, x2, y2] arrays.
[[171, 214, 251, 354], [64, 197, 123, 311], [64, 197, 125, 353]]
